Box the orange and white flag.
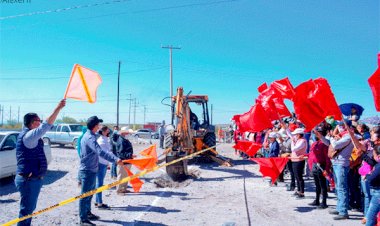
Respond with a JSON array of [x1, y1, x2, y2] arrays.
[[64, 64, 102, 103]]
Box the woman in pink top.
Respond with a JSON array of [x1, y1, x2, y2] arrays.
[[286, 127, 308, 198]]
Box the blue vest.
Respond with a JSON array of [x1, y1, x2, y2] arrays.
[[16, 128, 47, 177]]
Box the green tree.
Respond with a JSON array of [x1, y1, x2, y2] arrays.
[[56, 116, 78, 123]]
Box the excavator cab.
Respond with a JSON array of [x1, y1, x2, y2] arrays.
[[164, 87, 231, 181]]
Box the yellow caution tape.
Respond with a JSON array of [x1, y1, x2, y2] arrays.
[[2, 146, 217, 226]]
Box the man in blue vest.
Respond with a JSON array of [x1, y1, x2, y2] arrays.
[[15, 99, 66, 226]]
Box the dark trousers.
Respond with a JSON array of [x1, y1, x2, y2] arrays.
[[292, 160, 305, 193], [312, 164, 327, 205], [287, 161, 295, 188], [159, 135, 164, 149]]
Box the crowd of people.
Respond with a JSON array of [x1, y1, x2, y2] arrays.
[[233, 110, 380, 225], [14, 99, 136, 226], [12, 98, 380, 226]]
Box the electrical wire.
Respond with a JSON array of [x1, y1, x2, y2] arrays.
[[0, 0, 132, 21]]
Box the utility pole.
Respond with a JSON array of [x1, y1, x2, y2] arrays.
[[143, 105, 147, 125], [126, 94, 132, 128], [9, 106, 12, 123], [18, 106, 20, 124], [116, 61, 121, 128], [161, 45, 181, 125], [133, 98, 137, 129]]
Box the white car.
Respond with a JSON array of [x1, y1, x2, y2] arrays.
[[0, 131, 52, 179], [133, 129, 156, 139]]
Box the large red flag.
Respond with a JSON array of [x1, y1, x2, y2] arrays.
[[257, 82, 268, 93], [257, 87, 291, 120], [233, 140, 262, 157], [251, 157, 289, 184], [270, 77, 295, 100], [64, 64, 102, 103], [239, 104, 273, 132], [313, 78, 342, 120], [293, 80, 326, 131], [124, 167, 144, 193], [368, 54, 380, 111]]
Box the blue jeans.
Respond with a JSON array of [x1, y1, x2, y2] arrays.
[[333, 164, 349, 216], [79, 170, 97, 221], [365, 189, 380, 226], [361, 177, 372, 216], [111, 163, 117, 178], [96, 164, 107, 204], [14, 174, 43, 226]]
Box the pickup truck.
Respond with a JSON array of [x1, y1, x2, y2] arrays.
[[43, 124, 83, 149]]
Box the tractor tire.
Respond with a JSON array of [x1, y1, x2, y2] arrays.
[[164, 134, 173, 149], [200, 132, 217, 163], [203, 132, 216, 148]]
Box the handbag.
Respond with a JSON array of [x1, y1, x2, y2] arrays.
[[327, 142, 351, 159]]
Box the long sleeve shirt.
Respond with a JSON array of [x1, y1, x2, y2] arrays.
[[286, 129, 307, 162], [23, 122, 52, 149], [97, 135, 112, 166], [321, 133, 354, 167], [366, 163, 380, 189], [80, 130, 119, 173], [268, 141, 280, 157]]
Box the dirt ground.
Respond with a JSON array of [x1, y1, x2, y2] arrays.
[[0, 140, 362, 226]]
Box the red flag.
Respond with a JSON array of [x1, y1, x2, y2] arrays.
[[123, 157, 156, 170], [257, 87, 291, 120], [313, 78, 342, 120], [64, 64, 102, 103], [251, 157, 289, 184], [271, 96, 292, 118], [124, 167, 144, 193], [270, 77, 295, 100], [368, 54, 380, 111], [233, 140, 262, 157], [239, 104, 273, 132], [257, 82, 268, 93], [293, 80, 326, 131], [140, 145, 157, 160]]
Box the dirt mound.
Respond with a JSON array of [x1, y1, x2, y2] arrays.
[[153, 169, 201, 188]]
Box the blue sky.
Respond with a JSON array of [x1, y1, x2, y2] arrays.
[[0, 0, 379, 125]]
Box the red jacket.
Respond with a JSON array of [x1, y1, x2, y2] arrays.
[[308, 140, 331, 172]]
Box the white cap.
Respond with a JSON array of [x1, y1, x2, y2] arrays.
[[268, 132, 277, 138], [291, 128, 305, 135]]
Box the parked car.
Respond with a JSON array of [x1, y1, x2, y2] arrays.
[[0, 131, 52, 179], [134, 129, 158, 139], [43, 124, 83, 149]]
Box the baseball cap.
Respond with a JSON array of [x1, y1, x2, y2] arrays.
[[87, 116, 103, 130]]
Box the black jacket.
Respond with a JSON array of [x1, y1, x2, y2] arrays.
[[112, 134, 133, 160]]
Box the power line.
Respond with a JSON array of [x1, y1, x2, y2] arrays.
[[0, 0, 132, 21]]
